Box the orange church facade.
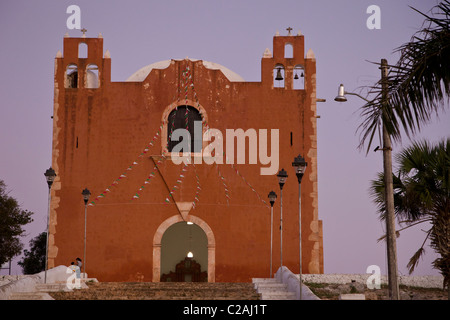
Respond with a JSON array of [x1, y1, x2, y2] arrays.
[[48, 31, 323, 282]]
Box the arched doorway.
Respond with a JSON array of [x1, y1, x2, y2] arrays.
[[160, 221, 207, 282], [153, 215, 215, 282]]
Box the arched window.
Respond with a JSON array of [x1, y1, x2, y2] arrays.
[[65, 64, 78, 88], [78, 42, 88, 58], [293, 65, 305, 90], [273, 64, 285, 88], [167, 106, 202, 153], [284, 43, 293, 58], [86, 64, 99, 88]]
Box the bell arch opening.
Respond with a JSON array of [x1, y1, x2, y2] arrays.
[[273, 64, 285, 88]]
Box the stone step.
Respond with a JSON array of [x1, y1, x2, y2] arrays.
[[35, 283, 67, 292], [48, 282, 262, 300], [255, 283, 288, 293], [339, 293, 366, 300], [88, 283, 256, 292], [8, 292, 54, 300], [53, 277, 98, 284], [80, 288, 257, 295], [260, 292, 297, 300], [252, 277, 296, 300], [35, 282, 88, 292], [252, 278, 278, 283], [256, 287, 288, 294]]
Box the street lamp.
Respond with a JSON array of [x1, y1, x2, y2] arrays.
[[292, 154, 307, 300], [81, 188, 91, 279], [335, 83, 370, 103], [276, 169, 288, 270], [268, 191, 277, 277], [334, 58, 400, 300], [43, 167, 56, 284], [334, 84, 347, 102]]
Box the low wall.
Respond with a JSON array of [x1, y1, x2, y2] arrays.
[[0, 265, 71, 300], [302, 273, 444, 289], [275, 267, 320, 300], [273, 267, 445, 300]]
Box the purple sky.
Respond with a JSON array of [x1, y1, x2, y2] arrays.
[[1, 0, 449, 276]]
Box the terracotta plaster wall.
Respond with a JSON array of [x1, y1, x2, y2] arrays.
[[50, 35, 323, 282]]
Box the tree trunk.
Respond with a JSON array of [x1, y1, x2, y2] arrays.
[[381, 58, 400, 300]]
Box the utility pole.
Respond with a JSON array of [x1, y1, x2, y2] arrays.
[[334, 59, 400, 300], [380, 58, 400, 300]]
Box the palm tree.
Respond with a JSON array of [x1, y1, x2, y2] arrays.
[[354, 0, 450, 300], [370, 139, 450, 298]]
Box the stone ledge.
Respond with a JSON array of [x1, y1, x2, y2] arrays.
[[302, 274, 444, 289]]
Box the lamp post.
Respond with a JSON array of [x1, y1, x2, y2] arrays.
[[334, 59, 400, 300], [276, 169, 288, 270], [292, 154, 307, 300], [44, 167, 56, 284], [268, 191, 277, 277], [81, 188, 91, 279]]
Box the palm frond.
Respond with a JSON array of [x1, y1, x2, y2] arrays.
[[370, 137, 450, 277], [407, 247, 426, 274], [407, 228, 432, 274], [376, 218, 430, 243], [357, 1, 450, 151]]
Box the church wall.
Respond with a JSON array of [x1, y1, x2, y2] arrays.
[[50, 35, 323, 282]]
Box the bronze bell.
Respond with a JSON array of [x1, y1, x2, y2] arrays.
[[275, 68, 283, 81], [294, 70, 304, 80]]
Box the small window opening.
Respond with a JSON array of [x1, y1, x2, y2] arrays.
[[78, 42, 88, 58], [284, 43, 293, 58]]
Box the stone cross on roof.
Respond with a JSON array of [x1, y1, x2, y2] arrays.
[[81, 28, 87, 37], [286, 27, 293, 36]]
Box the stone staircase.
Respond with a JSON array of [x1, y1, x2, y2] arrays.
[[7, 278, 300, 300], [252, 278, 297, 300], [45, 282, 261, 300], [5, 266, 316, 300]]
